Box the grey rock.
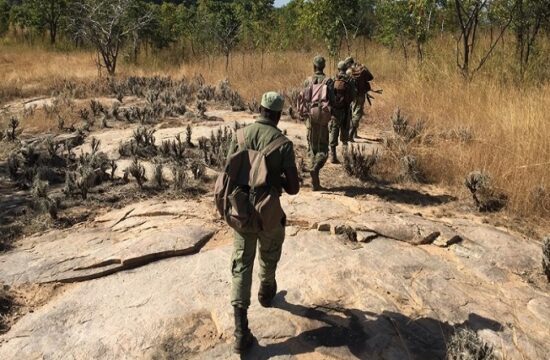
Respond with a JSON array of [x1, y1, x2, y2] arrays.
[[356, 231, 378, 243], [0, 200, 217, 284]]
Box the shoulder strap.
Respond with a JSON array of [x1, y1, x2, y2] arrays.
[[261, 136, 290, 157], [236, 128, 246, 149]]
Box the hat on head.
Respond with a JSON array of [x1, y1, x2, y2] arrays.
[[338, 61, 348, 71], [313, 55, 326, 69], [344, 56, 355, 67], [261, 91, 285, 112]]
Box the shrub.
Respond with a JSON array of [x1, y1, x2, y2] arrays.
[[400, 155, 423, 182], [110, 160, 118, 181], [446, 328, 495, 360], [391, 108, 424, 142], [31, 177, 58, 219], [119, 127, 158, 158], [90, 99, 105, 117], [128, 158, 147, 189], [190, 160, 206, 180], [197, 100, 207, 118], [186, 124, 193, 147], [6, 117, 20, 141], [153, 162, 164, 188], [171, 165, 187, 191], [343, 145, 379, 182], [7, 152, 20, 179], [0, 286, 15, 333], [465, 171, 508, 212]]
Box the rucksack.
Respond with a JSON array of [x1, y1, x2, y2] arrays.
[[214, 128, 290, 233], [298, 77, 332, 126], [333, 77, 353, 109], [351, 65, 374, 95]]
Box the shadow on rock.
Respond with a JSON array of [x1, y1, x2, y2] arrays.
[[331, 185, 457, 207], [243, 291, 502, 360]]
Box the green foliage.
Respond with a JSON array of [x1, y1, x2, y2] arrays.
[[9, 0, 70, 44], [0, 0, 10, 36], [197, 0, 241, 69], [0, 0, 549, 80]]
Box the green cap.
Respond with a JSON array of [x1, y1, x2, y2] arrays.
[[313, 55, 326, 69], [344, 56, 355, 67], [261, 91, 285, 112], [337, 61, 347, 71]]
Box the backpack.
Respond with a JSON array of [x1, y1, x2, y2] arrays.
[[298, 77, 332, 126], [333, 77, 353, 109], [214, 128, 290, 233], [351, 65, 374, 96]]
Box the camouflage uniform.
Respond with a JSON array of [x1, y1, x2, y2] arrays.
[[329, 61, 356, 162], [303, 56, 335, 187], [345, 57, 373, 141], [226, 113, 296, 310]]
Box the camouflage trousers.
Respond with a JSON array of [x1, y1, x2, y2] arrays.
[[306, 119, 329, 171], [330, 108, 351, 148], [351, 94, 367, 128], [231, 224, 285, 309]]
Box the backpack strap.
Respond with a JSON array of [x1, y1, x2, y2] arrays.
[[236, 128, 246, 150], [261, 135, 290, 157]]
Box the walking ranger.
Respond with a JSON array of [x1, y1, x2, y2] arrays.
[[214, 92, 300, 354], [298, 55, 335, 190], [329, 60, 356, 163], [345, 57, 374, 142]]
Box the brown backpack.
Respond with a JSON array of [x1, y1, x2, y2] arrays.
[[214, 128, 290, 233], [351, 65, 374, 96], [297, 77, 332, 126], [334, 78, 353, 109]]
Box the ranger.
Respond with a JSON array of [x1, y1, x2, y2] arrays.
[[345, 57, 374, 142], [298, 55, 335, 190], [330, 60, 356, 163], [219, 92, 300, 354]]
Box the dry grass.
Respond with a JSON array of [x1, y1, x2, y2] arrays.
[[0, 39, 548, 221]]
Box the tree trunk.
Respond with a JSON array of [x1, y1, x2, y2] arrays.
[[225, 52, 230, 73]]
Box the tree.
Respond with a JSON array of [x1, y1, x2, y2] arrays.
[[9, 0, 70, 44], [35, 0, 70, 44], [71, 0, 152, 76], [236, 0, 274, 69], [454, 0, 514, 78], [198, 0, 241, 71], [376, 0, 440, 62], [0, 0, 10, 36], [376, 0, 413, 60], [408, 0, 440, 62], [300, 0, 362, 59], [510, 0, 550, 78]]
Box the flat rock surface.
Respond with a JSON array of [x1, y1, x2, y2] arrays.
[[1, 226, 549, 360], [1, 193, 549, 359], [1, 108, 549, 359], [0, 199, 217, 284]]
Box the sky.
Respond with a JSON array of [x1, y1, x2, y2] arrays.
[[274, 0, 291, 7]]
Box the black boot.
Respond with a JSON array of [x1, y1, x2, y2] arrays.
[[233, 306, 254, 354], [258, 280, 277, 308], [310, 169, 321, 191], [330, 147, 340, 164]]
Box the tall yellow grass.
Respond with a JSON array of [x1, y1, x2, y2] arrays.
[[0, 41, 548, 220]]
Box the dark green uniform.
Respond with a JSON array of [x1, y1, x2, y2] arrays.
[[330, 71, 356, 149], [304, 71, 335, 172], [226, 117, 296, 309]]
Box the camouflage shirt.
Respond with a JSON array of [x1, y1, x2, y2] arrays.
[[227, 116, 296, 193]]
